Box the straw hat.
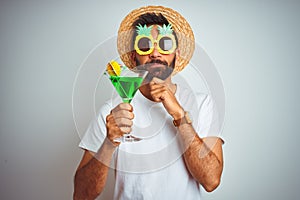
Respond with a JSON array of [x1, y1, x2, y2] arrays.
[[117, 5, 195, 73]]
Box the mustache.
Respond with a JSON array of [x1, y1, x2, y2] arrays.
[[145, 59, 168, 66]]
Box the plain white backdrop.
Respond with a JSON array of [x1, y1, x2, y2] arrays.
[[0, 0, 299, 199]]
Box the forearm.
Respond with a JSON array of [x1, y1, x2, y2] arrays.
[[73, 139, 116, 200], [178, 124, 223, 192]]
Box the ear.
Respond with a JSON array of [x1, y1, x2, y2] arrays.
[[130, 51, 137, 65], [175, 49, 180, 63]]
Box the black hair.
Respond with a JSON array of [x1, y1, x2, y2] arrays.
[[131, 13, 178, 50], [133, 13, 169, 28]]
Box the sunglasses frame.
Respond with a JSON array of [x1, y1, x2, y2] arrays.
[[134, 34, 177, 55]]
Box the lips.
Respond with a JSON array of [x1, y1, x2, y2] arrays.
[[148, 63, 165, 69], [150, 62, 162, 66]]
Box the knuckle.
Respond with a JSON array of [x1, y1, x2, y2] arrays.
[[128, 127, 132, 133], [115, 118, 122, 125], [129, 120, 133, 126], [119, 118, 126, 125], [120, 110, 127, 116], [106, 113, 113, 121], [120, 103, 131, 110], [119, 103, 125, 109], [130, 112, 134, 119], [120, 127, 128, 133], [150, 91, 156, 96]]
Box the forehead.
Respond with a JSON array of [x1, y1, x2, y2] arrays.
[[143, 24, 172, 38], [150, 25, 159, 35]]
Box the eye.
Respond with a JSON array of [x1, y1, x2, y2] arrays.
[[159, 37, 173, 51], [137, 37, 152, 52]]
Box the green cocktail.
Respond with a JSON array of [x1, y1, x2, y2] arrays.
[[110, 76, 144, 103], [104, 64, 148, 142]]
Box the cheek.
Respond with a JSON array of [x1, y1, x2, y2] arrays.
[[136, 56, 148, 65], [166, 55, 176, 65]]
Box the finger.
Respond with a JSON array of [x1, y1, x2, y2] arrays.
[[149, 80, 164, 87], [107, 111, 134, 135], [113, 109, 134, 120], [106, 113, 114, 122], [119, 126, 132, 133], [106, 114, 120, 130], [112, 103, 133, 113], [114, 118, 133, 128], [149, 83, 165, 92], [119, 103, 133, 111], [149, 82, 165, 88], [106, 116, 126, 144], [107, 113, 128, 131], [152, 77, 164, 84], [151, 88, 169, 101], [106, 113, 118, 127]]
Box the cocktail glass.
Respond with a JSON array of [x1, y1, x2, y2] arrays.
[[104, 65, 148, 142]]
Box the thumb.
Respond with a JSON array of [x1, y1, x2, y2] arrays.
[[152, 77, 164, 84]]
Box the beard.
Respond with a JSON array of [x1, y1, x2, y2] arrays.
[[136, 58, 175, 82]]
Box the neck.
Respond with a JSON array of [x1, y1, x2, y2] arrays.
[[139, 76, 177, 101]]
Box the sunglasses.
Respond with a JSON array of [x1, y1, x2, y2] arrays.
[[134, 34, 177, 55]]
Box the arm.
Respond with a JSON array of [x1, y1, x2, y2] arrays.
[[177, 124, 224, 192], [149, 78, 224, 192], [73, 139, 117, 200], [73, 103, 134, 199]]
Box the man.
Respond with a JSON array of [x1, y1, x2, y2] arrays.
[[74, 5, 224, 200]]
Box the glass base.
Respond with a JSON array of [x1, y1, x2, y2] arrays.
[[114, 134, 142, 143]]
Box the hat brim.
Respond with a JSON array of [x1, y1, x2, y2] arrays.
[[117, 5, 195, 74]]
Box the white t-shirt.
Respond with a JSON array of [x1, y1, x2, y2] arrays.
[[79, 84, 221, 200]]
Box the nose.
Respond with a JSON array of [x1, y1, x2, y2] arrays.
[[149, 43, 161, 58]]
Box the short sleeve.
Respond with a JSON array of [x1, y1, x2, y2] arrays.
[[193, 94, 221, 138], [176, 85, 222, 139], [78, 102, 112, 153]]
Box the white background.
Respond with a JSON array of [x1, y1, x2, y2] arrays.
[[0, 0, 299, 199]]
